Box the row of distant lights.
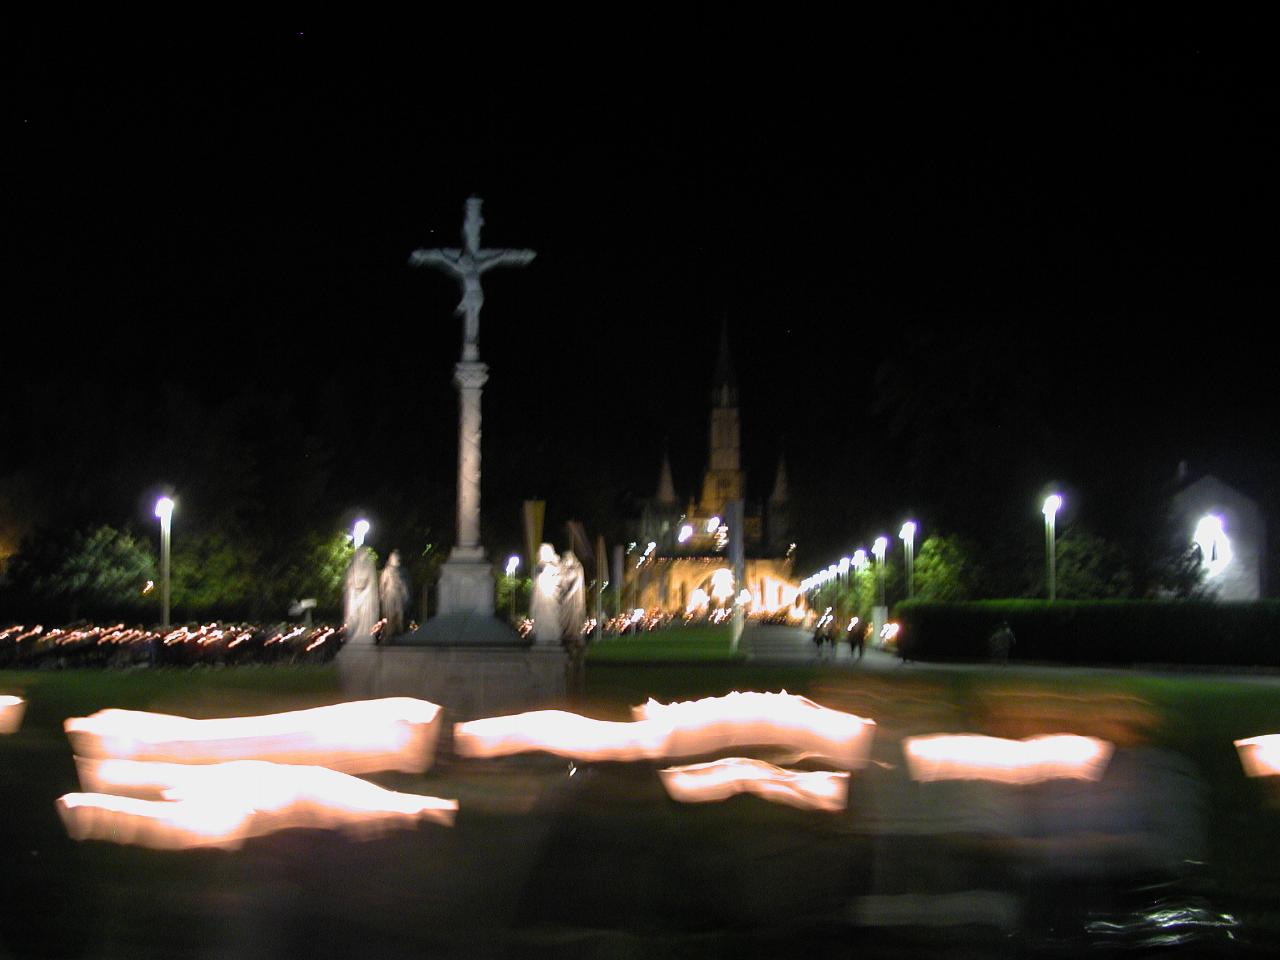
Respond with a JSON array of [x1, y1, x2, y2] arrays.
[[800, 522, 916, 593], [635, 516, 729, 569], [802, 494, 1234, 591]]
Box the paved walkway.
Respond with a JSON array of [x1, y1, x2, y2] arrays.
[[744, 624, 900, 668]]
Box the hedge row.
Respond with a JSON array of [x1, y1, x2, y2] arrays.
[[894, 600, 1280, 667]]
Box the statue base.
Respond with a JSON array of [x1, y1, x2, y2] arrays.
[[337, 639, 567, 721], [435, 553, 496, 616]]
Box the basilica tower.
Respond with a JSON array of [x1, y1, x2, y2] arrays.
[[700, 322, 743, 515]]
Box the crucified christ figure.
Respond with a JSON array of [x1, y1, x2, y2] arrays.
[[409, 197, 536, 362]]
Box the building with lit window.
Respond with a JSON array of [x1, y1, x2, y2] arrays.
[[1170, 472, 1265, 601], [624, 327, 799, 616]]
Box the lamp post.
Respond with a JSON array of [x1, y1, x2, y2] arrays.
[[154, 497, 174, 631], [1043, 494, 1062, 602], [838, 556, 851, 621], [505, 554, 520, 623], [353, 518, 370, 550], [872, 536, 888, 607], [899, 521, 917, 599], [851, 548, 868, 619]]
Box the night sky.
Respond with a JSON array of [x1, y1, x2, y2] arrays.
[[8, 12, 1278, 578]]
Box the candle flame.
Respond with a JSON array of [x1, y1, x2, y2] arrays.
[[58, 759, 457, 850], [659, 757, 849, 811], [65, 697, 443, 774], [902, 733, 1113, 784]]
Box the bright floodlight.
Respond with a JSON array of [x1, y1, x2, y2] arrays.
[[505, 555, 520, 577], [872, 537, 888, 561], [1194, 514, 1233, 577], [900, 521, 916, 542], [353, 519, 371, 549], [852, 549, 868, 571], [838, 557, 850, 574], [1042, 494, 1063, 518], [706, 516, 721, 534], [678, 524, 694, 543], [154, 497, 174, 523]]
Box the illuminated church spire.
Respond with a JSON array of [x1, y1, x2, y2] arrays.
[[655, 445, 677, 505], [770, 452, 789, 503], [701, 320, 743, 514], [712, 316, 738, 407], [767, 449, 792, 551]]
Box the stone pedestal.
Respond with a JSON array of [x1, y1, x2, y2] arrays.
[[436, 555, 496, 616], [337, 643, 567, 721]]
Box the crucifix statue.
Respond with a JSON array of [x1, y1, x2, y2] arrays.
[[406, 198, 536, 618], [409, 197, 536, 362]]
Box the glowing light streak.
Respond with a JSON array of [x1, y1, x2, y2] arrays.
[[455, 692, 875, 769], [686, 588, 709, 613], [634, 692, 876, 769], [65, 698, 443, 774], [1194, 514, 1233, 577], [304, 627, 336, 652], [58, 760, 457, 850], [902, 734, 1113, 784], [1234, 735, 1280, 778], [659, 757, 849, 811], [1, 695, 25, 734], [709, 568, 735, 601]]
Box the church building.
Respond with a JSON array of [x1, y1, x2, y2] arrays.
[[625, 327, 799, 616]]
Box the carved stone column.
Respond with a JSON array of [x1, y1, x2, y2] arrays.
[[452, 361, 487, 559], [436, 360, 495, 616]]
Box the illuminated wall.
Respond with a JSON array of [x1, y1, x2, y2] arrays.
[[1170, 475, 1265, 601], [633, 556, 797, 614]]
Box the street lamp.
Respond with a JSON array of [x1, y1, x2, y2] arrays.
[[899, 521, 917, 599], [505, 555, 520, 622], [353, 518, 370, 550], [872, 536, 888, 608], [154, 496, 174, 631], [838, 556, 851, 622], [1043, 494, 1062, 602]]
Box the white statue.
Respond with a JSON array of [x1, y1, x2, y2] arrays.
[[530, 543, 562, 646], [559, 550, 586, 641], [378, 550, 411, 637], [343, 546, 381, 644]]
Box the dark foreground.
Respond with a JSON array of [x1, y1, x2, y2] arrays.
[[3, 660, 1280, 958]]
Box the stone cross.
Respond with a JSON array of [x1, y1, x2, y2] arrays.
[[408, 200, 535, 610], [409, 197, 536, 363]]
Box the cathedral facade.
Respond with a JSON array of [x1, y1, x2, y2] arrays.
[[625, 329, 799, 616]]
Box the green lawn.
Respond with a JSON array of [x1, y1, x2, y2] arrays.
[[5, 662, 1280, 955], [585, 625, 743, 663]]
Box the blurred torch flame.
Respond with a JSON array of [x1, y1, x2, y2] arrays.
[[659, 757, 849, 811], [902, 733, 1113, 784], [454, 691, 875, 769], [64, 697, 443, 774], [1, 695, 25, 734], [58, 759, 457, 850], [1235, 735, 1280, 778]]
